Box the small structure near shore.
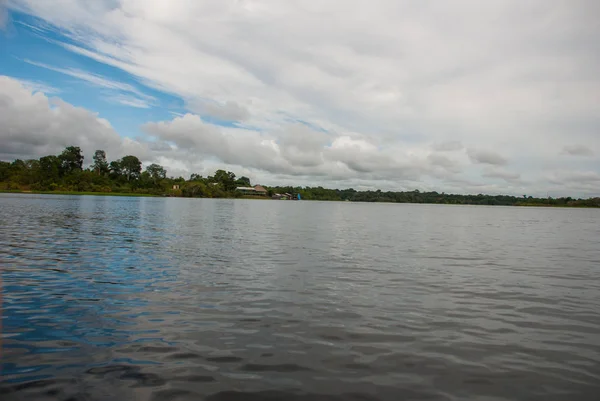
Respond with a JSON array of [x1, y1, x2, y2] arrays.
[[236, 185, 268, 196], [272, 192, 301, 200]]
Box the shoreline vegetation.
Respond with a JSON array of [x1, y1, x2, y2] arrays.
[[2, 146, 599, 208]]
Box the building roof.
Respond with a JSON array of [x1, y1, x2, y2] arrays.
[[253, 185, 267, 192], [236, 187, 256, 191]]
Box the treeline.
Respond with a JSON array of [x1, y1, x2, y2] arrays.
[[1, 146, 598, 207], [0, 146, 251, 197], [268, 186, 600, 207]]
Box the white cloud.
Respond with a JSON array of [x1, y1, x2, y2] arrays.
[[3, 0, 600, 196], [104, 93, 152, 109], [0, 75, 151, 162], [548, 171, 600, 184], [189, 99, 251, 122], [432, 141, 463, 152], [482, 167, 521, 182], [12, 78, 60, 94], [561, 144, 594, 157], [467, 148, 508, 166], [23, 59, 155, 106], [427, 153, 461, 173]]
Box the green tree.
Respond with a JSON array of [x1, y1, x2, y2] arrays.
[[235, 176, 251, 186], [146, 163, 167, 184], [213, 169, 236, 191], [59, 146, 84, 174], [92, 150, 109, 175], [10, 159, 27, 183], [182, 181, 209, 197], [0, 161, 10, 182], [38, 155, 61, 186], [109, 160, 123, 178], [120, 155, 142, 181], [139, 171, 152, 188]]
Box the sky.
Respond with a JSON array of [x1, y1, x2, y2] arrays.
[[0, 0, 598, 197]]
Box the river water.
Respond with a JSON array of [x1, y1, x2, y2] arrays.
[[1, 194, 599, 401]]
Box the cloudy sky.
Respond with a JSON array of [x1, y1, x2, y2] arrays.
[[0, 0, 598, 197]]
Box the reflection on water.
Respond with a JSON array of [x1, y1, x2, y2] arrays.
[[1, 194, 600, 401]]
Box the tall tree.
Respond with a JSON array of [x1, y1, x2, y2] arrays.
[[109, 160, 122, 178], [235, 176, 251, 186], [213, 169, 236, 191], [120, 155, 142, 181], [92, 150, 109, 175], [59, 146, 84, 174], [146, 163, 166, 184], [38, 155, 61, 184], [0, 161, 10, 182]]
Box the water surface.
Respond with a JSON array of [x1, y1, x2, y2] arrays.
[[1, 194, 600, 400]]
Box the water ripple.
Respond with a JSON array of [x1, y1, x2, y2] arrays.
[[1, 194, 600, 401]]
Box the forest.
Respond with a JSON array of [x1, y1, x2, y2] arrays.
[[1, 146, 598, 207]]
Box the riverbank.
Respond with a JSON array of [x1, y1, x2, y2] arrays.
[[0, 190, 158, 197], [2, 190, 598, 207], [0, 189, 262, 200]]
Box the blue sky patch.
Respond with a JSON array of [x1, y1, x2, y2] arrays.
[[1, 11, 190, 139]]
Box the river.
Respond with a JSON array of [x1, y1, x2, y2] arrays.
[[1, 194, 599, 400]]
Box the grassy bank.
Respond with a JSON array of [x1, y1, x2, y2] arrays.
[[514, 202, 598, 208], [241, 195, 272, 200], [0, 189, 158, 197]]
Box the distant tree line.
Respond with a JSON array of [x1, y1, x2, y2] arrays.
[[266, 186, 600, 207], [0, 146, 249, 197], [1, 145, 598, 207]]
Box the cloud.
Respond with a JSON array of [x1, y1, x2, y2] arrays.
[[141, 113, 285, 174], [432, 141, 463, 152], [1, 75, 597, 198], [2, 73, 597, 196], [427, 153, 461, 173], [1, 76, 429, 184], [467, 148, 508, 166], [12, 78, 60, 94], [14, 0, 599, 136], [23, 59, 155, 106], [3, 1, 600, 197], [0, 75, 148, 161], [482, 167, 521, 182], [104, 94, 152, 109], [277, 124, 329, 168], [561, 144, 594, 157], [14, 20, 49, 34], [142, 114, 438, 182], [548, 170, 600, 184], [543, 170, 600, 197], [189, 99, 251, 122]]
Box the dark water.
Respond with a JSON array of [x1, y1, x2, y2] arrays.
[[1, 194, 600, 401]]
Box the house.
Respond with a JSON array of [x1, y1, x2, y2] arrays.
[[253, 185, 268, 195], [236, 186, 255, 194], [236, 185, 268, 196], [172, 184, 180, 190]]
